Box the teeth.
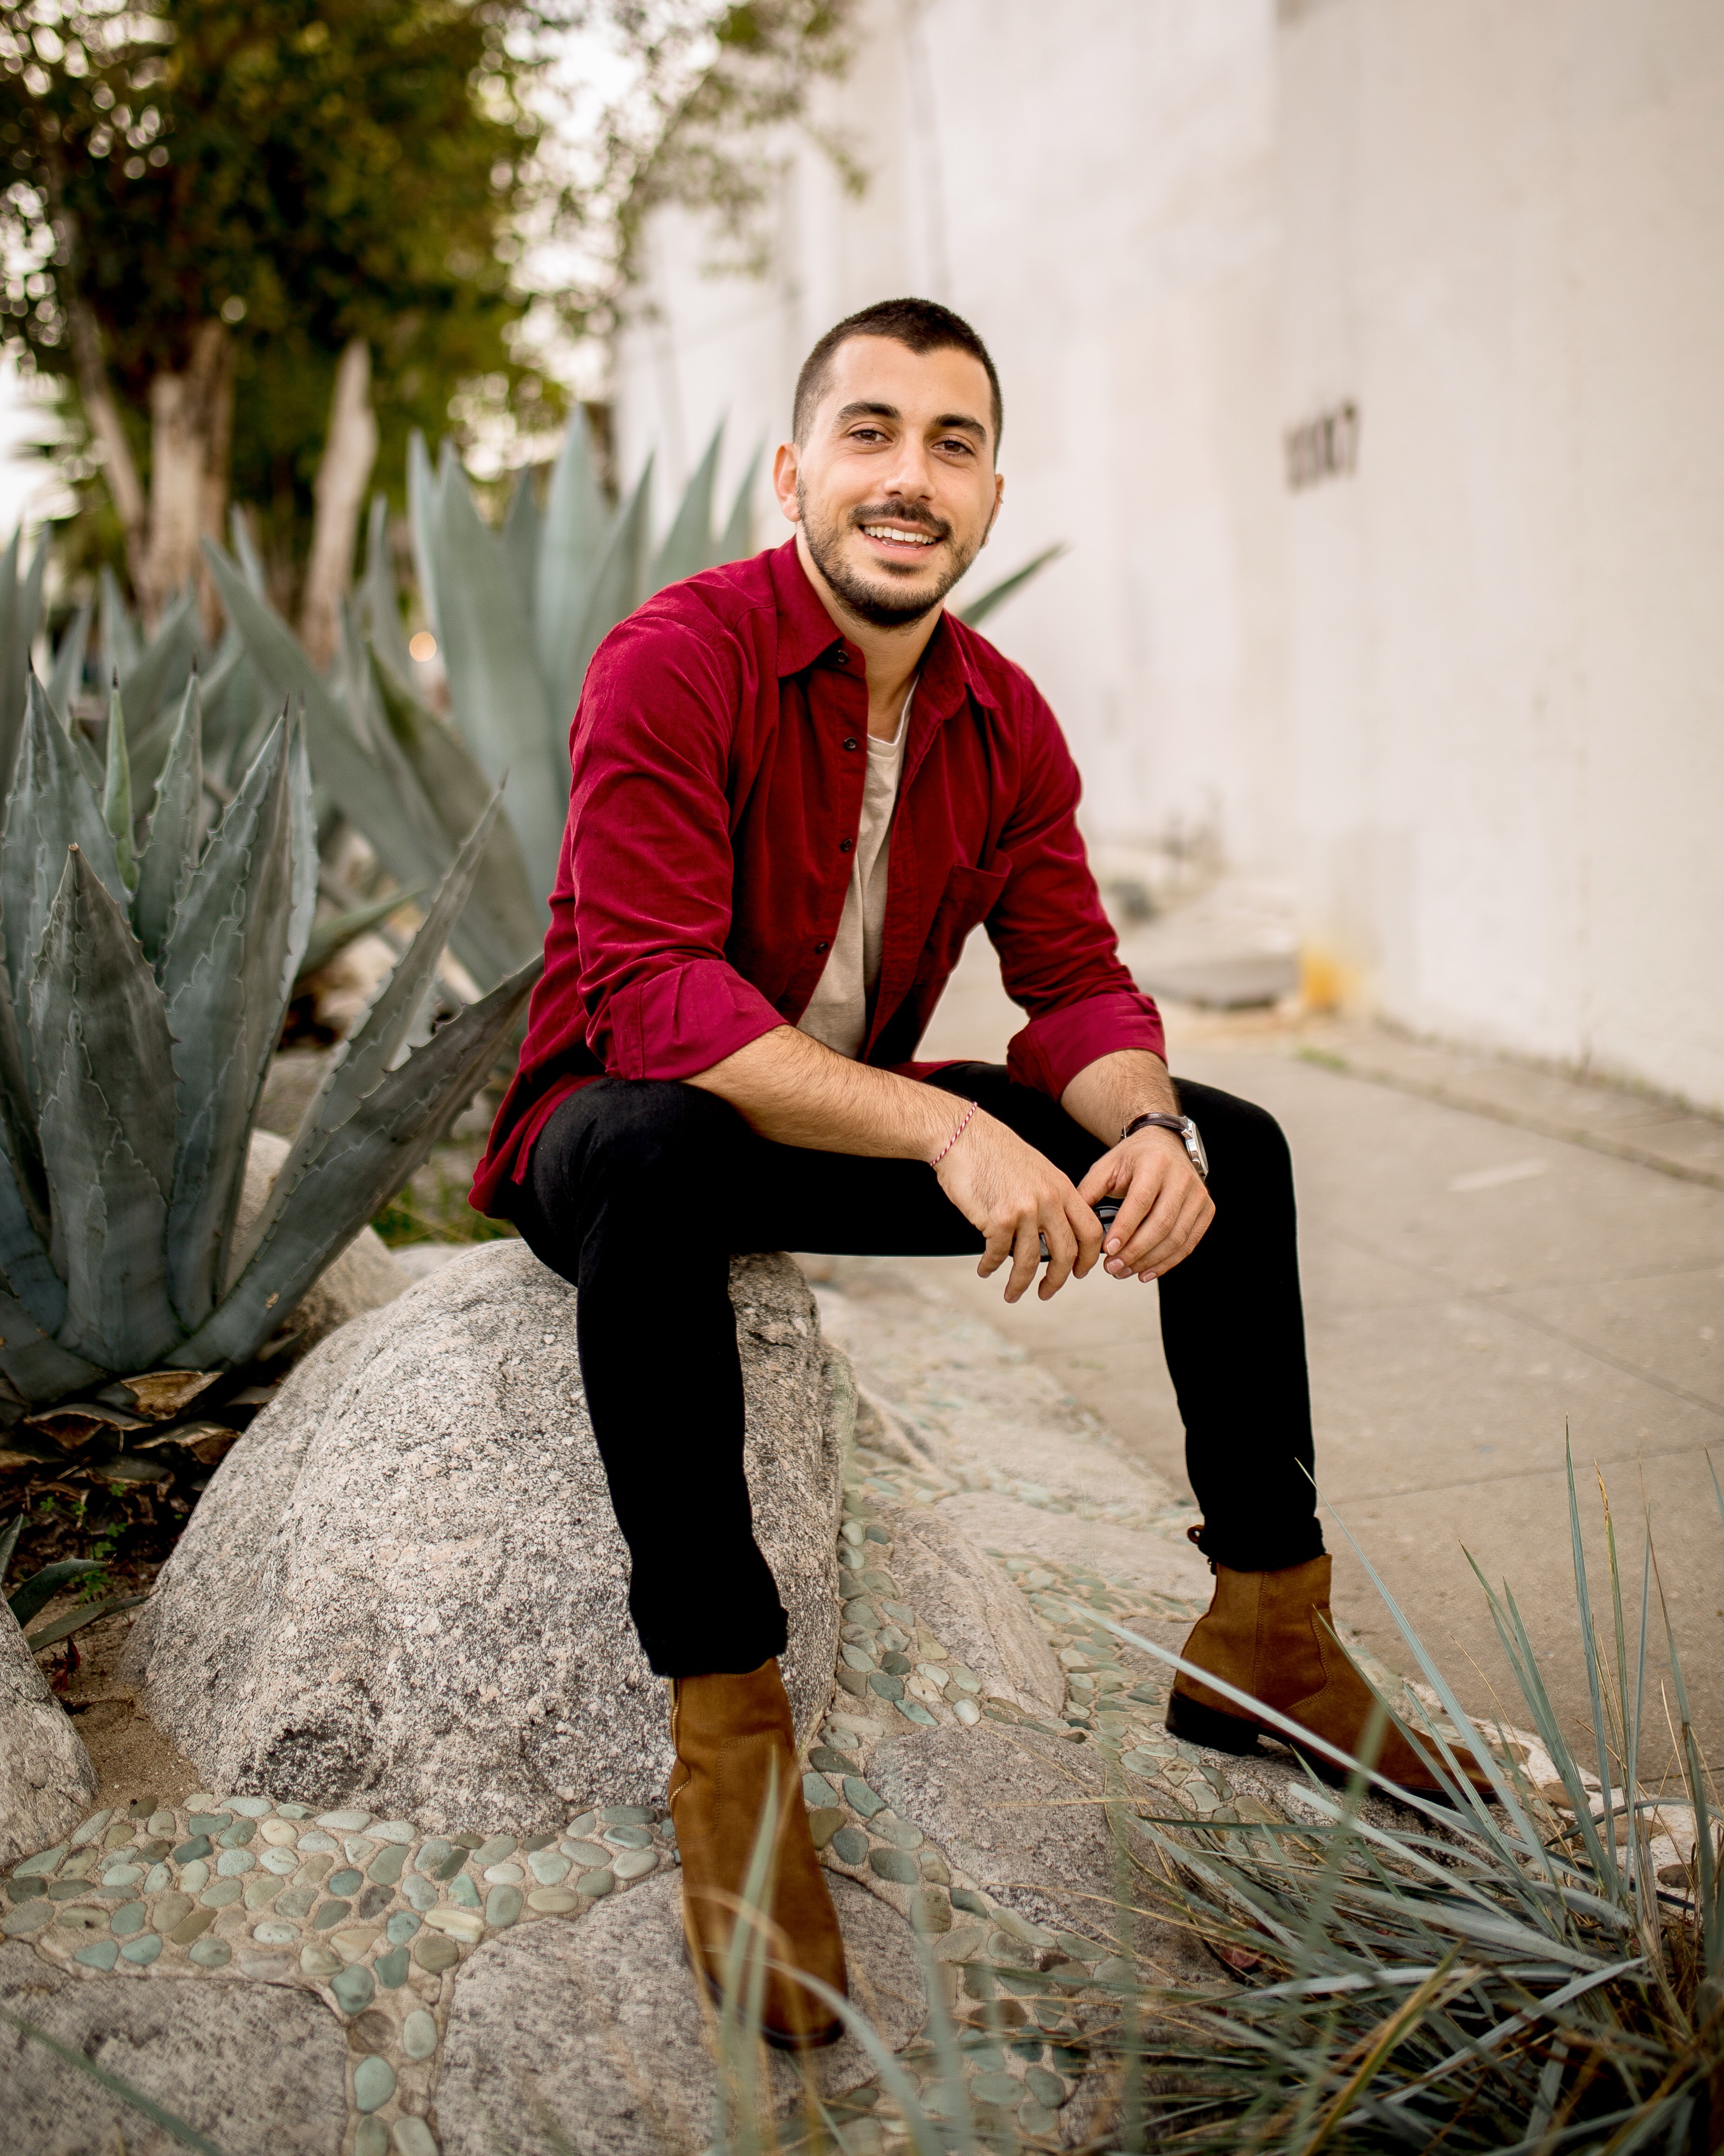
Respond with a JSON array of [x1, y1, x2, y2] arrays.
[[862, 525, 936, 545]]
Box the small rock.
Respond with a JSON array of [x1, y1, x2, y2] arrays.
[[375, 1946, 410, 1988], [425, 1907, 484, 1944], [402, 2007, 438, 2059], [332, 1964, 376, 2015], [353, 2055, 396, 2113], [485, 1885, 523, 1928]]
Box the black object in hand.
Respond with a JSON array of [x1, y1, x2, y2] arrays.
[[1037, 1195, 1121, 1263]]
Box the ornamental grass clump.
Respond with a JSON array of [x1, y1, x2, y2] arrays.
[[0, 665, 538, 1412]]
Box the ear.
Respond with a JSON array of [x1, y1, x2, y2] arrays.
[[981, 468, 1004, 546], [771, 441, 801, 526]]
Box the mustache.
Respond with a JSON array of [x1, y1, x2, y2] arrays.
[[848, 501, 951, 540]]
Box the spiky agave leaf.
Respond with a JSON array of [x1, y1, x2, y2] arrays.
[[203, 541, 455, 902], [500, 465, 540, 623], [46, 597, 91, 730], [118, 589, 197, 764], [236, 792, 506, 1276], [0, 675, 129, 1042], [649, 426, 725, 594], [717, 451, 759, 563], [170, 954, 541, 1371], [563, 455, 654, 734], [418, 451, 564, 904], [366, 645, 544, 987], [0, 530, 48, 802], [28, 846, 181, 1372], [406, 431, 444, 646], [132, 675, 204, 971], [953, 542, 1067, 628], [159, 716, 316, 1332], [98, 567, 141, 679], [533, 408, 609, 697], [359, 493, 416, 684], [102, 677, 137, 893]]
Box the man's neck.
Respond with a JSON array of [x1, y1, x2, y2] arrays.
[[795, 529, 941, 739]]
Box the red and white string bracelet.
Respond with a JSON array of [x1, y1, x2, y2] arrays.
[[928, 1100, 977, 1169]]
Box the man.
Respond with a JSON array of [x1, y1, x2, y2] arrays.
[[473, 297, 1464, 2048]]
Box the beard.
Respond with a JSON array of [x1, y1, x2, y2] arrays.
[[797, 484, 985, 628]]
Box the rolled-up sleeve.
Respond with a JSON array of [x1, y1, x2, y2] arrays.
[[988, 685, 1165, 1097], [570, 617, 785, 1080]]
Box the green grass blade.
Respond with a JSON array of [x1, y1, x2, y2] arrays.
[[0, 2002, 230, 2152], [25, 1591, 148, 1651], [7, 1556, 103, 1629]]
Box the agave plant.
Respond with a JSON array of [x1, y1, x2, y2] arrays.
[[0, 667, 538, 1412]]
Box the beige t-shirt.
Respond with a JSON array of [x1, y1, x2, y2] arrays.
[[797, 684, 914, 1059]]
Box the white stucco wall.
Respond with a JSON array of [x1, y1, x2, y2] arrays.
[[612, 0, 1289, 876], [1281, 0, 1724, 1106], [610, 0, 1724, 1109]]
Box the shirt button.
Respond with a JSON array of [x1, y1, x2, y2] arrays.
[[838, 837, 854, 853], [843, 737, 859, 750], [815, 939, 830, 953], [833, 650, 848, 666]]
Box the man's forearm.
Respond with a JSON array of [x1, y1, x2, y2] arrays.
[[686, 1025, 960, 1159], [1060, 1049, 1178, 1147]]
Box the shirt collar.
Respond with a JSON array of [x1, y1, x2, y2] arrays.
[[767, 535, 1002, 717]]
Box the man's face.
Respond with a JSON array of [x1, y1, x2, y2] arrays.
[[774, 336, 1004, 629]]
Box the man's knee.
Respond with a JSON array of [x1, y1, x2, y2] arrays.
[[536, 1079, 743, 1210], [1175, 1082, 1293, 1188]]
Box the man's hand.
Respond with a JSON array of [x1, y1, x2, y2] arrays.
[[1077, 1125, 1213, 1282], [935, 1111, 1103, 1304]]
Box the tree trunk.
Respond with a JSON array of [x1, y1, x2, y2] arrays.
[[300, 340, 379, 670], [64, 293, 150, 604], [139, 321, 234, 633]]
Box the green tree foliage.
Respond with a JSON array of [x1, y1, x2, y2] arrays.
[[0, 0, 566, 603]]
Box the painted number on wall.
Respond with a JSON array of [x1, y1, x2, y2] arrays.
[[1284, 402, 1360, 490]]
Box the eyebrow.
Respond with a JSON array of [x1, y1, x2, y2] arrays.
[[834, 400, 988, 443]]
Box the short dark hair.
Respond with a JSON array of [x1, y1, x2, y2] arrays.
[[793, 297, 1003, 455]]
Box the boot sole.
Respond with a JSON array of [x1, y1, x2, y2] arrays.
[[1167, 1689, 1489, 1806]]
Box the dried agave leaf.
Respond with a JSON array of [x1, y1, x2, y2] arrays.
[[423, 454, 565, 899], [132, 675, 204, 971], [159, 718, 309, 1331], [95, 1369, 217, 1421], [31, 849, 180, 1371], [174, 955, 540, 1371]]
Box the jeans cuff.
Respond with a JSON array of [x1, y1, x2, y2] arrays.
[[1191, 1520, 1326, 1574]]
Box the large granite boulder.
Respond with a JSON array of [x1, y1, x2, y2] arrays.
[[0, 1941, 349, 2154], [437, 1872, 924, 2156], [0, 1603, 97, 1865], [126, 1243, 845, 1829]]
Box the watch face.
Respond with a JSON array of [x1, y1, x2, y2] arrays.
[[1184, 1119, 1210, 1179]]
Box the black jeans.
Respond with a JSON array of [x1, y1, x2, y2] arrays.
[[508, 1064, 1321, 1676]]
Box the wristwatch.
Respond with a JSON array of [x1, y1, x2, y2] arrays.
[[1121, 1111, 1209, 1181]]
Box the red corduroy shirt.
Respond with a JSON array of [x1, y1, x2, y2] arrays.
[[469, 538, 1164, 1214]]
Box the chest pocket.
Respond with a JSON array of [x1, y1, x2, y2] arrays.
[[924, 858, 1011, 972]]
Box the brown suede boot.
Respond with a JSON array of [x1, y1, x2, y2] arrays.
[[667, 1659, 848, 2049], [1168, 1554, 1497, 1800]]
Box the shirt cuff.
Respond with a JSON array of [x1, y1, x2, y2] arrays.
[[603, 958, 787, 1081], [1005, 990, 1166, 1100]]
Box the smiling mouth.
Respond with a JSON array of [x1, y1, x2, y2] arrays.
[[858, 523, 943, 552]]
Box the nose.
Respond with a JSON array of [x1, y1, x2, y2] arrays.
[[877, 437, 937, 504]]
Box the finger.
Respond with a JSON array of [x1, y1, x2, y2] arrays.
[[976, 1221, 1015, 1280], [1109, 1174, 1186, 1274], [1067, 1193, 1106, 1278], [1101, 1164, 1167, 1264], [1002, 1219, 1041, 1304], [1038, 1206, 1080, 1299], [1135, 1189, 1215, 1277], [1076, 1151, 1126, 1209]]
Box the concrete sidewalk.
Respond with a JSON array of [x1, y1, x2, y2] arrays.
[[895, 937, 1724, 1779]]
